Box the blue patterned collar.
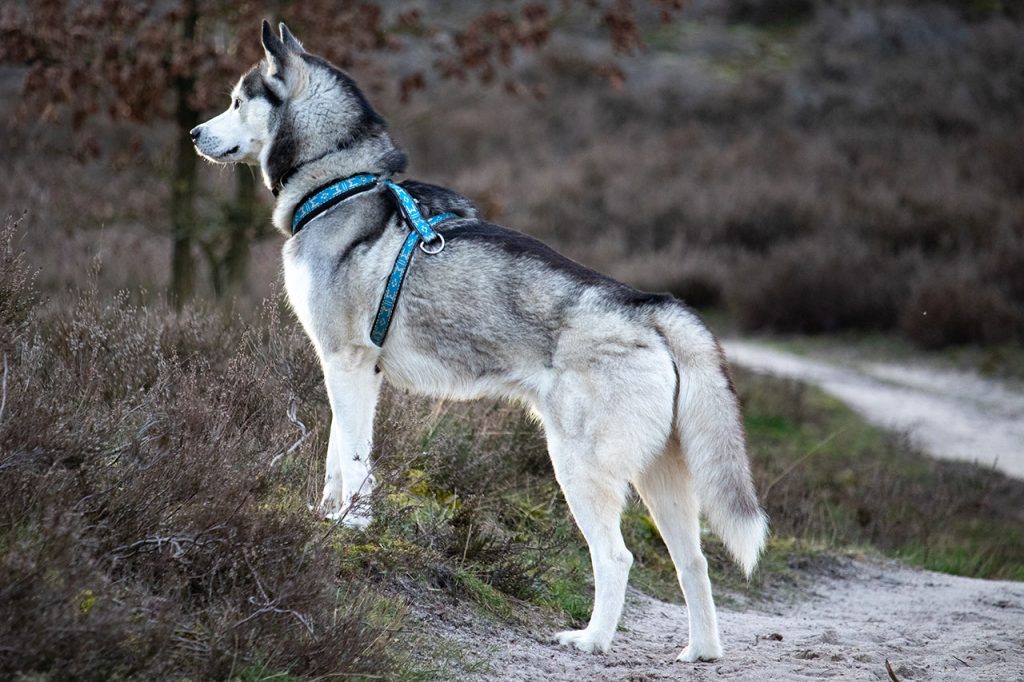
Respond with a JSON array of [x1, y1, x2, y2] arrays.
[[291, 173, 380, 235]]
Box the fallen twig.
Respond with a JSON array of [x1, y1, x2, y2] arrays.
[[235, 555, 314, 635], [270, 398, 310, 467], [885, 659, 901, 682], [112, 524, 228, 562], [234, 603, 314, 634]]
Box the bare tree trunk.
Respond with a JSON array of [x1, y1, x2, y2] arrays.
[[223, 165, 256, 297], [170, 0, 198, 308]]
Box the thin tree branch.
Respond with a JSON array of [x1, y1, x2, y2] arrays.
[[0, 353, 9, 428]]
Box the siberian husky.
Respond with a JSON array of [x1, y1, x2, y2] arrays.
[[191, 20, 768, 662]]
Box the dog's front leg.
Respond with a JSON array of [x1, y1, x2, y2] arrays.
[[318, 347, 381, 528]]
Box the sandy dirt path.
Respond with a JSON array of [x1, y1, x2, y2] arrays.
[[429, 557, 1024, 681], [721, 340, 1024, 479]]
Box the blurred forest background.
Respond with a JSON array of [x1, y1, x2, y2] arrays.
[[2, 0, 1022, 348], [1, 0, 1023, 679]]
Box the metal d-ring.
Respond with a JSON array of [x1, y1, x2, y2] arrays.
[[419, 233, 445, 255]]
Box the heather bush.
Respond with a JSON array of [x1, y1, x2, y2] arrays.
[[347, 393, 557, 604], [0, 221, 401, 679], [432, 1, 1024, 348], [3, 211, 1022, 678], [725, 236, 905, 333], [900, 262, 1024, 348], [0, 218, 35, 353]]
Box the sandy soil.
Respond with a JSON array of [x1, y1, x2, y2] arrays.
[[424, 557, 1024, 681], [721, 340, 1024, 479]]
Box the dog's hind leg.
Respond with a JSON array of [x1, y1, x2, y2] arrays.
[[542, 334, 676, 654], [633, 441, 723, 662], [319, 347, 381, 528]]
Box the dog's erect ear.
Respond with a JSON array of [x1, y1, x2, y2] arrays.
[[262, 19, 289, 78], [279, 22, 304, 54]]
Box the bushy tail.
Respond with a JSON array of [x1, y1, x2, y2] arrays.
[[657, 307, 768, 577]]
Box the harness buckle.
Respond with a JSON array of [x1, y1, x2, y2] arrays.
[[419, 233, 445, 255]]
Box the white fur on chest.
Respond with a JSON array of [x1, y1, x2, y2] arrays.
[[282, 244, 319, 349]]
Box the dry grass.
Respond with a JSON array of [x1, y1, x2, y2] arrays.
[[0, 216, 575, 678], [0, 218, 402, 679]]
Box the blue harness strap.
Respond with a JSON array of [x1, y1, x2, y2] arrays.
[[369, 209, 455, 346], [381, 180, 441, 243], [289, 173, 457, 348]]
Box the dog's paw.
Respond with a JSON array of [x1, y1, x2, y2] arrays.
[[676, 641, 722, 663], [326, 508, 373, 529], [317, 492, 373, 529], [317, 493, 342, 518], [554, 629, 610, 654]]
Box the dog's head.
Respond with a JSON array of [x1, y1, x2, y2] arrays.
[[191, 20, 389, 190]]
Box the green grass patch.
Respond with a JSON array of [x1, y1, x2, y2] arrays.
[[737, 367, 1024, 582]]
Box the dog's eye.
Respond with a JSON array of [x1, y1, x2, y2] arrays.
[[233, 97, 241, 110]]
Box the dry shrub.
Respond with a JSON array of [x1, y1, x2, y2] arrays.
[[664, 270, 725, 309], [435, 4, 1023, 349], [0, 212, 585, 679], [726, 236, 904, 333], [726, 0, 815, 25], [0, 220, 399, 680], [984, 223, 1024, 304], [354, 394, 556, 604], [718, 202, 816, 254], [900, 263, 1024, 348], [0, 217, 36, 353]]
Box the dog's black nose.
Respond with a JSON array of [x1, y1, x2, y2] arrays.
[[189, 127, 201, 142]]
